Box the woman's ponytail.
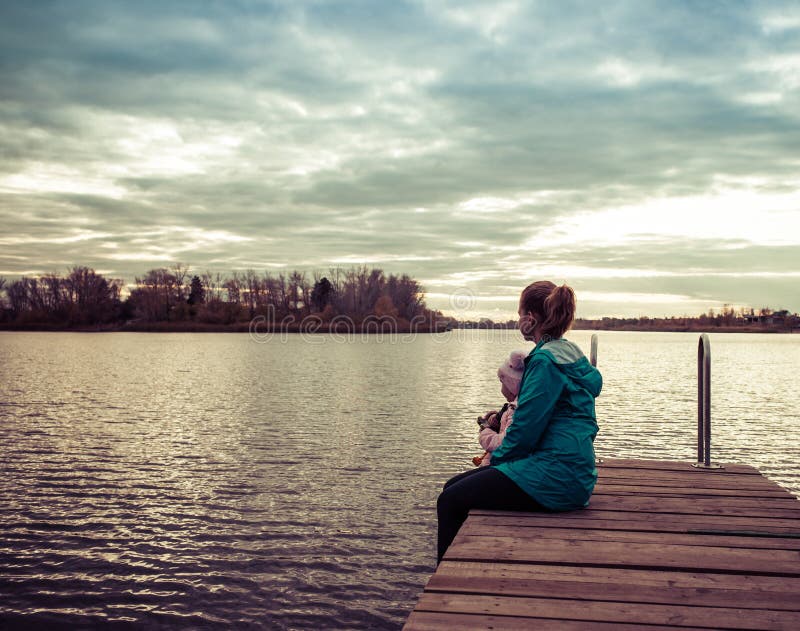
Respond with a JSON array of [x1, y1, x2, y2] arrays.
[[520, 280, 576, 339], [541, 284, 576, 339]]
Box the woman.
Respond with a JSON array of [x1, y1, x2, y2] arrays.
[[436, 280, 602, 564]]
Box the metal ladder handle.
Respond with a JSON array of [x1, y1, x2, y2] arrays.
[[590, 334, 603, 464], [693, 333, 723, 469]]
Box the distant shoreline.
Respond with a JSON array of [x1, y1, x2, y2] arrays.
[[0, 322, 796, 334], [4, 266, 797, 336], [571, 322, 798, 334]]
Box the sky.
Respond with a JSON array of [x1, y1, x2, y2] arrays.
[[1, 0, 799, 320]]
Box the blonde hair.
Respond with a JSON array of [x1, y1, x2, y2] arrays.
[[520, 281, 576, 339]]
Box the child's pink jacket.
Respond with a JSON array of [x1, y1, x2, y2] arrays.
[[478, 400, 517, 466]]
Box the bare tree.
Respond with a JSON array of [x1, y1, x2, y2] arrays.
[[202, 271, 224, 302], [132, 268, 180, 321], [171, 263, 190, 302], [3, 268, 121, 324], [63, 267, 122, 324], [41, 273, 63, 312], [387, 273, 424, 320], [288, 270, 307, 315], [244, 269, 260, 317], [364, 268, 385, 313], [275, 273, 290, 315], [223, 272, 242, 305], [7, 278, 31, 314]]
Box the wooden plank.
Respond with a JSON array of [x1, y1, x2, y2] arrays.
[[413, 593, 800, 630], [597, 469, 792, 490], [466, 512, 800, 536], [445, 535, 800, 575], [404, 611, 711, 630], [597, 459, 761, 475], [587, 494, 800, 516], [595, 472, 795, 491], [596, 466, 760, 478], [595, 467, 766, 479], [469, 509, 800, 534], [595, 475, 797, 499], [594, 490, 800, 508], [428, 561, 800, 611], [599, 482, 798, 499], [457, 522, 800, 550], [596, 469, 764, 482], [593, 483, 793, 499]]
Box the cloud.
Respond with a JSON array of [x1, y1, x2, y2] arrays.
[[0, 0, 799, 317]]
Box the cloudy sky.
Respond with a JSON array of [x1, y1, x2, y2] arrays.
[[1, 1, 799, 319]]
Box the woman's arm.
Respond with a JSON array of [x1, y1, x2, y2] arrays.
[[478, 427, 503, 451], [490, 356, 564, 464]]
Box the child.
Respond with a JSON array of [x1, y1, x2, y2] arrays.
[[474, 350, 527, 467]]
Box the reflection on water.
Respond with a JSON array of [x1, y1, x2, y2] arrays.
[[1, 330, 798, 628]]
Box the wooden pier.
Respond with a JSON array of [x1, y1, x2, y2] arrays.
[[405, 458, 800, 630]]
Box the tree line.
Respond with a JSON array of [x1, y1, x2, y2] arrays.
[[453, 305, 800, 333], [0, 265, 444, 331], [574, 307, 800, 332], [1, 268, 796, 332]]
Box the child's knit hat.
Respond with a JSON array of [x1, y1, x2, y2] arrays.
[[497, 350, 527, 395]]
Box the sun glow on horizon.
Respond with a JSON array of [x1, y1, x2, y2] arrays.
[[523, 185, 800, 250]]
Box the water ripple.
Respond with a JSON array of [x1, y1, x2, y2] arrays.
[[1, 331, 798, 629]]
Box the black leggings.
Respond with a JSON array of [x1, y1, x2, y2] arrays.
[[436, 466, 543, 564]]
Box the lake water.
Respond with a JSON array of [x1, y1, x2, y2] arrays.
[[1, 330, 798, 629]]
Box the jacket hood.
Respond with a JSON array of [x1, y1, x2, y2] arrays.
[[531, 338, 603, 397]]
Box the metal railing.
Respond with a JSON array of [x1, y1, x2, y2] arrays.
[[591, 334, 602, 465], [693, 334, 723, 469]]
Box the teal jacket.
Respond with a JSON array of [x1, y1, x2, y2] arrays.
[[492, 337, 602, 511]]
